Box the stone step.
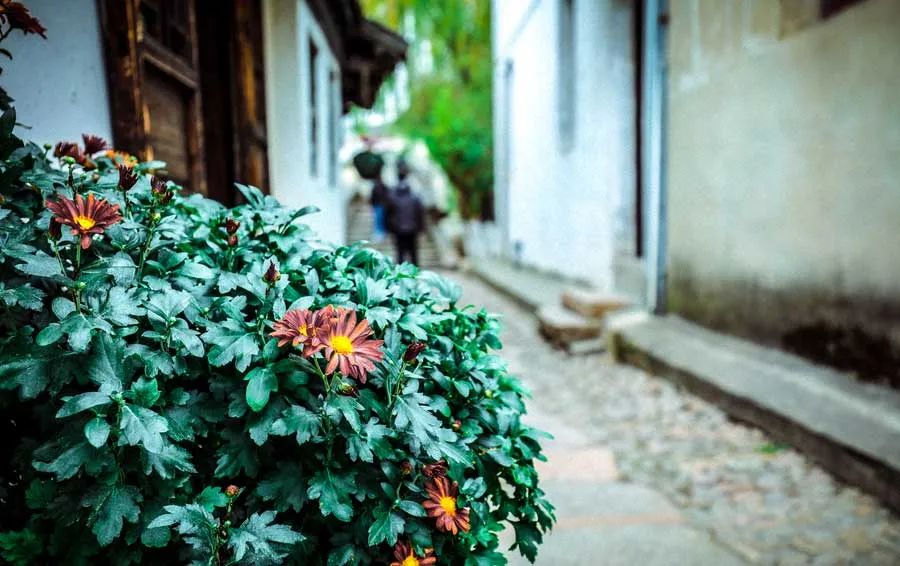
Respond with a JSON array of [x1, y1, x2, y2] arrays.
[[561, 287, 631, 319], [537, 304, 603, 347]]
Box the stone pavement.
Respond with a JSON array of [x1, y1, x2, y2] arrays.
[[441, 270, 900, 565]]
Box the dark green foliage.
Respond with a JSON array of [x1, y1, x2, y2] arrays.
[[0, 108, 553, 564]]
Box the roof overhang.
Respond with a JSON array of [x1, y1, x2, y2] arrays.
[[307, 0, 408, 111]]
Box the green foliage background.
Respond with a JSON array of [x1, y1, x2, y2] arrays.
[[362, 0, 494, 220]]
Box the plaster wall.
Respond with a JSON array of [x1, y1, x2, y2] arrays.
[[263, 0, 347, 244], [492, 0, 636, 288], [667, 0, 900, 347], [3, 0, 113, 145]]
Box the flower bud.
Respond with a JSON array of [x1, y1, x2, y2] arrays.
[[338, 382, 359, 397], [403, 341, 426, 362], [227, 234, 238, 247], [48, 219, 62, 240], [151, 211, 162, 222], [400, 461, 413, 476], [263, 261, 280, 285], [451, 419, 462, 432], [117, 165, 138, 192], [422, 460, 448, 478], [224, 217, 240, 235], [150, 176, 173, 204], [225, 485, 240, 498]]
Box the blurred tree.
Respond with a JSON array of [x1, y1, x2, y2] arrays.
[[361, 0, 493, 220]]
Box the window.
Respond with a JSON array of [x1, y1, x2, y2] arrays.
[[308, 38, 319, 177], [558, 0, 576, 152]]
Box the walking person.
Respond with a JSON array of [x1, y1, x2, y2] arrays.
[[386, 159, 424, 266], [370, 166, 389, 242]]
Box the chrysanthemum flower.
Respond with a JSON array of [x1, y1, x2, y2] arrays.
[[423, 476, 470, 535], [46, 193, 122, 249], [117, 165, 138, 191], [422, 460, 448, 478], [82, 134, 109, 155], [0, 1, 46, 38], [390, 540, 436, 566], [318, 308, 383, 383], [270, 309, 329, 355]]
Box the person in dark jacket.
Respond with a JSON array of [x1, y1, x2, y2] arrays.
[[369, 166, 389, 242], [386, 159, 424, 265]]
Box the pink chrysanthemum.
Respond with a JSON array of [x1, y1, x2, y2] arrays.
[[45, 193, 121, 249], [319, 308, 383, 383]]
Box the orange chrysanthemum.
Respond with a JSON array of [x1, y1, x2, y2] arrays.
[[46, 193, 122, 249], [390, 540, 436, 566], [423, 477, 470, 535], [270, 309, 328, 355], [318, 308, 384, 383]]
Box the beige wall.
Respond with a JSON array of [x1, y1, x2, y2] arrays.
[[667, 0, 900, 348]]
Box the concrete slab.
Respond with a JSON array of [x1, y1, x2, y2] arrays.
[[504, 482, 743, 566], [607, 312, 900, 512], [561, 287, 631, 319]]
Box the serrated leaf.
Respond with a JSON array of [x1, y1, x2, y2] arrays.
[[56, 391, 112, 418], [307, 471, 355, 522], [15, 251, 63, 278], [367, 506, 404, 546], [120, 404, 168, 454], [81, 484, 142, 546], [201, 319, 259, 372], [271, 404, 320, 445], [228, 511, 303, 562]]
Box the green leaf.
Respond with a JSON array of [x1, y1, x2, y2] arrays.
[[201, 319, 260, 372], [84, 417, 111, 448], [325, 394, 362, 432], [120, 404, 168, 454], [271, 404, 320, 445], [87, 334, 128, 391], [33, 442, 94, 480], [130, 377, 160, 408], [257, 462, 308, 512], [35, 323, 64, 346], [397, 500, 426, 517], [367, 506, 405, 546], [56, 391, 112, 418], [0, 284, 44, 311], [179, 260, 215, 279], [196, 487, 229, 511], [245, 366, 277, 412], [15, 251, 62, 278], [0, 528, 42, 565], [228, 511, 303, 562], [307, 471, 355, 522], [82, 484, 142, 546]]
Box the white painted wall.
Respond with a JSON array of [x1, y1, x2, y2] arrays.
[[263, 0, 347, 245], [3, 0, 112, 145], [492, 0, 636, 289]]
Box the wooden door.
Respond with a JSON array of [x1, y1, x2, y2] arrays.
[[100, 0, 270, 203], [100, 0, 206, 193]]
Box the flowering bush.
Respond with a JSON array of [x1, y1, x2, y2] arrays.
[[0, 112, 554, 563]]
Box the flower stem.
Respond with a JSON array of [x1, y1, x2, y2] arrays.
[[136, 218, 159, 283]]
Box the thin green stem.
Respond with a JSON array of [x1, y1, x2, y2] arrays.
[[136, 218, 159, 283]]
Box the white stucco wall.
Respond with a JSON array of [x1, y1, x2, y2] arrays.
[[263, 0, 347, 245], [492, 0, 636, 288], [3, 0, 112, 145]]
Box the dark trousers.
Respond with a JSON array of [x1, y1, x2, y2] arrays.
[[393, 232, 418, 266]]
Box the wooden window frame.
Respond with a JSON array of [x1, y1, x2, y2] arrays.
[[98, 0, 206, 194]]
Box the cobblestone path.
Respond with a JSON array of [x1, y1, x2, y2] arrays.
[[444, 271, 900, 565]]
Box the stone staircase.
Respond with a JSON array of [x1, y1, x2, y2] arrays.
[[346, 200, 443, 269], [537, 288, 631, 354]]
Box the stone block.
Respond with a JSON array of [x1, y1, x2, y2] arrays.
[[537, 305, 602, 346], [561, 287, 630, 319]]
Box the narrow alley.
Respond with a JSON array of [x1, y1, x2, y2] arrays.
[[441, 271, 900, 565]]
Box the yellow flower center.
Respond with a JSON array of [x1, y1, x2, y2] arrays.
[[439, 496, 457, 516], [402, 555, 419, 566], [298, 324, 308, 337], [330, 335, 354, 355], [73, 215, 96, 230]]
